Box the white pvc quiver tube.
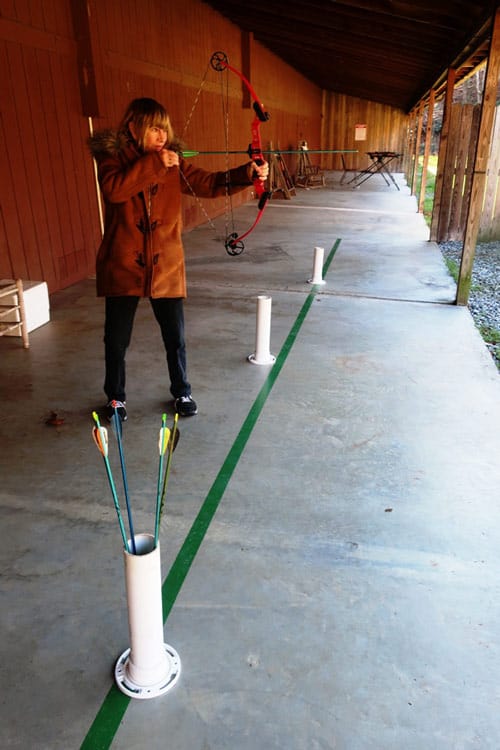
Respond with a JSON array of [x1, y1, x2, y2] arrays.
[[247, 295, 276, 365], [308, 246, 326, 285], [114, 533, 181, 699]]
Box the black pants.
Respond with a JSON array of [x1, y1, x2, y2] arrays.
[[103, 296, 191, 402]]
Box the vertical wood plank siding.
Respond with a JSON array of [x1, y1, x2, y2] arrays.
[[321, 91, 407, 172], [0, 7, 99, 290], [433, 104, 500, 243], [479, 106, 500, 241], [1, 0, 409, 293]]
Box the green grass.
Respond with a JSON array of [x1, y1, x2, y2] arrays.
[[478, 325, 500, 371], [414, 154, 437, 226], [479, 325, 500, 346], [443, 256, 482, 293], [444, 257, 459, 282]]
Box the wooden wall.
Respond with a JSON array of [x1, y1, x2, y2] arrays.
[[435, 104, 481, 241], [0, 2, 98, 291], [0, 0, 408, 293], [86, 0, 325, 232], [320, 91, 408, 171]]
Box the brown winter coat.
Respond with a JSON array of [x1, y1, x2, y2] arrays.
[[88, 130, 253, 298]]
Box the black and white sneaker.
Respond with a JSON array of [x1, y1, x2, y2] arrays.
[[174, 395, 198, 416], [105, 400, 127, 422]]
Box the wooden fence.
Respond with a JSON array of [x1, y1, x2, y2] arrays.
[[480, 104, 500, 241], [432, 103, 500, 242]]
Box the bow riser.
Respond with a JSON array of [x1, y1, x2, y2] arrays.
[[211, 51, 271, 254]]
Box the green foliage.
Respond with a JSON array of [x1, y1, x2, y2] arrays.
[[478, 325, 500, 371], [442, 257, 481, 292], [478, 325, 500, 346], [444, 257, 459, 282], [414, 154, 437, 227]]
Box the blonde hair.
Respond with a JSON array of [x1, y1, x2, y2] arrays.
[[119, 98, 175, 152]]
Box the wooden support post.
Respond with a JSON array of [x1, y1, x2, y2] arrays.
[[457, 8, 500, 305], [418, 89, 435, 214], [404, 110, 418, 184], [69, 0, 101, 117], [241, 30, 252, 110], [430, 68, 456, 241], [411, 103, 424, 195], [403, 110, 416, 182]]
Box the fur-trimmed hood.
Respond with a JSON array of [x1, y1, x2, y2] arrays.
[[88, 129, 183, 159], [88, 129, 127, 159]]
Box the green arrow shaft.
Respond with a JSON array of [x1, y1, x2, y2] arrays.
[[181, 148, 358, 158]]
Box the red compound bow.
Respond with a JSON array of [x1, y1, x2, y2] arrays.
[[210, 51, 271, 255]]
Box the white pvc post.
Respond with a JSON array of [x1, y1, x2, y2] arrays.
[[114, 533, 181, 699], [308, 246, 326, 285], [247, 295, 276, 365]]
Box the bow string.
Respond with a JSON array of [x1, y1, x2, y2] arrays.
[[210, 51, 271, 255]]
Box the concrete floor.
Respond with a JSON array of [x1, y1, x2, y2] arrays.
[[2, 172, 500, 750]]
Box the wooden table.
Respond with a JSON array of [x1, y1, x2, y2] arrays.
[[348, 151, 401, 190]]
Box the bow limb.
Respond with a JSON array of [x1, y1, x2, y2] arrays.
[[224, 205, 267, 256], [210, 51, 272, 254]]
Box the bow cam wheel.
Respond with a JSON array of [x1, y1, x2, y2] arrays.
[[225, 233, 244, 256], [210, 51, 228, 72]]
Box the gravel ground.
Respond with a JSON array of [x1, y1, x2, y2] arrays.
[[439, 240, 500, 370]]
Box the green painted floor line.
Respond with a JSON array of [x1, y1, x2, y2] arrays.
[[80, 238, 341, 750]]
